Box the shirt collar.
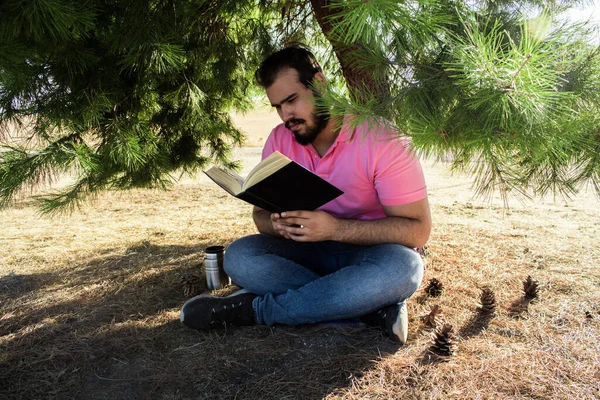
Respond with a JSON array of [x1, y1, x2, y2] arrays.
[[337, 115, 356, 143]]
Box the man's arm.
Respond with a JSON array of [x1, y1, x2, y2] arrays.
[[277, 197, 431, 248]]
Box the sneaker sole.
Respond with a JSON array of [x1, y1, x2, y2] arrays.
[[390, 302, 408, 344]]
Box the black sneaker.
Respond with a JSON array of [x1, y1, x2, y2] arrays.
[[360, 302, 408, 344], [180, 290, 257, 330]]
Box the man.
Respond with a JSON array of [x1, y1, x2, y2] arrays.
[[180, 45, 430, 344]]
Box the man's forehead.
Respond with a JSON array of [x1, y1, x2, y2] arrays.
[[272, 68, 302, 85], [266, 68, 306, 106]]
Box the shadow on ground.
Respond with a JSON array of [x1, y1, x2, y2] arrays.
[[0, 243, 400, 399]]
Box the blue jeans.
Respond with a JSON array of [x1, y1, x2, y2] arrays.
[[224, 234, 424, 326]]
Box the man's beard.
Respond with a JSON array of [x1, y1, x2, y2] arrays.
[[285, 111, 330, 146]]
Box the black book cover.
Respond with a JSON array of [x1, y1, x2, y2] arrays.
[[236, 162, 343, 213]]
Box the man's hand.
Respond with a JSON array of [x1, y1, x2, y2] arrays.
[[253, 197, 431, 247], [270, 213, 292, 239], [254, 208, 339, 241], [278, 210, 339, 242]]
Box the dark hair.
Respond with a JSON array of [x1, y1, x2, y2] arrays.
[[255, 44, 323, 88]]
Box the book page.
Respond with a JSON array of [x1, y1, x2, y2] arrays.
[[205, 166, 245, 195], [243, 151, 292, 190]]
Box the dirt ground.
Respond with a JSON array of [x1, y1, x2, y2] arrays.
[[1, 107, 599, 399]]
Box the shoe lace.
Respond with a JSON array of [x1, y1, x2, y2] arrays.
[[209, 300, 248, 326]]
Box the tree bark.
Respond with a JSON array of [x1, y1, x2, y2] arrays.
[[309, 0, 390, 102]]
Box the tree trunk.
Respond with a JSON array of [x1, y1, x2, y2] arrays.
[[309, 0, 390, 102]]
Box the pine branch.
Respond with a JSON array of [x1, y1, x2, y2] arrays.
[[36, 177, 99, 216], [0, 137, 81, 208], [508, 53, 532, 90], [2, 0, 600, 212]]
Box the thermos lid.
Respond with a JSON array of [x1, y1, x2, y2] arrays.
[[205, 245, 225, 254]]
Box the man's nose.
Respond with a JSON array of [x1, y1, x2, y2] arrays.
[[280, 104, 293, 122]]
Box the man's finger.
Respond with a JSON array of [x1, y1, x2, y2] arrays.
[[280, 217, 307, 227], [289, 232, 307, 242], [285, 225, 307, 235], [281, 210, 307, 218], [279, 229, 291, 239]]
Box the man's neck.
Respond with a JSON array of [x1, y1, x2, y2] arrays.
[[311, 117, 341, 157]]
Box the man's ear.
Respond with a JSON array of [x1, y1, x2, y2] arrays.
[[313, 71, 326, 84], [310, 72, 327, 94]]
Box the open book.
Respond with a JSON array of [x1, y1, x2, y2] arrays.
[[204, 151, 344, 213]]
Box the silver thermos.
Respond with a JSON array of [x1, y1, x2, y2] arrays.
[[204, 245, 229, 290]]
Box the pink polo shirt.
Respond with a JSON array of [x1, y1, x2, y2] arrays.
[[262, 119, 427, 220]]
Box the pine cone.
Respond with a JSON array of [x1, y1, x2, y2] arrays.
[[585, 311, 593, 319], [421, 305, 444, 328], [429, 323, 457, 357], [416, 245, 429, 257], [478, 287, 497, 316], [425, 278, 444, 297], [179, 273, 201, 297], [523, 276, 539, 300]]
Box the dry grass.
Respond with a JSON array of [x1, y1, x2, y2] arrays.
[[1, 109, 600, 399]]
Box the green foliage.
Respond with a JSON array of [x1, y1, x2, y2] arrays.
[[1, 0, 599, 212], [324, 0, 600, 202], [0, 0, 271, 212]]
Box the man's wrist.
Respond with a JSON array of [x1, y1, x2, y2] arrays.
[[253, 209, 275, 235], [327, 216, 343, 241]]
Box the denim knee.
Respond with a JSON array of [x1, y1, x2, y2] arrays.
[[401, 247, 425, 296], [378, 244, 424, 298], [223, 235, 264, 281]]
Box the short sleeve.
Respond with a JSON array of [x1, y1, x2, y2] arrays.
[[373, 138, 428, 206], [261, 129, 277, 160]]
